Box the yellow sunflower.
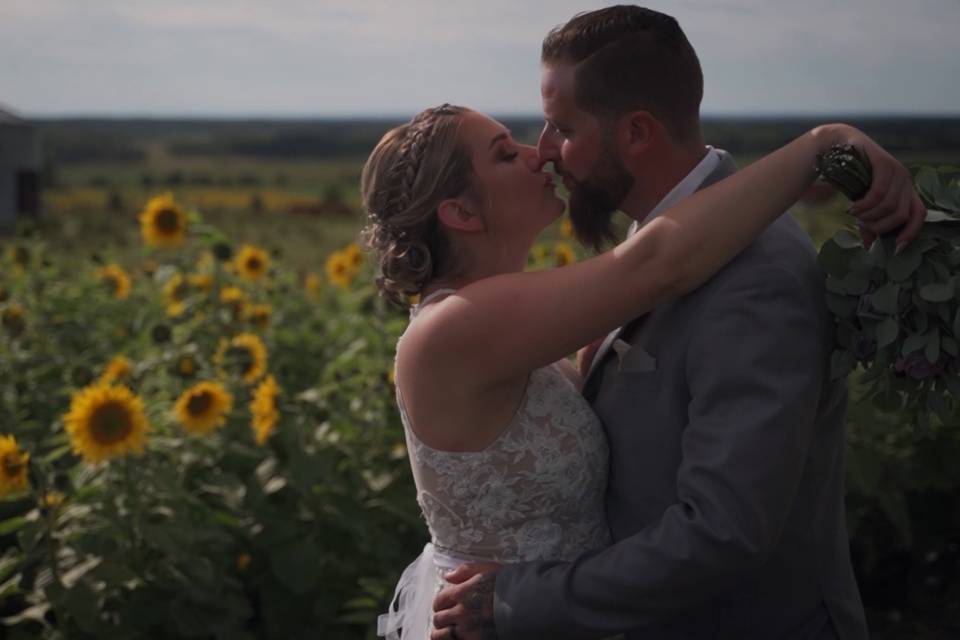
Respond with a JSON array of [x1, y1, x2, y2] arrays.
[[0, 435, 30, 496], [188, 273, 213, 291], [215, 333, 268, 384], [325, 251, 353, 290], [163, 273, 192, 317], [246, 304, 272, 329], [250, 375, 280, 445], [2, 303, 26, 337], [164, 273, 190, 305], [63, 384, 150, 463], [235, 245, 270, 282], [554, 242, 576, 267], [173, 381, 233, 435], [305, 273, 322, 300], [219, 286, 247, 313], [40, 491, 65, 509], [343, 243, 364, 271], [97, 264, 132, 300], [559, 217, 575, 239], [99, 355, 133, 385], [139, 192, 188, 249], [176, 355, 197, 376], [529, 244, 548, 263]]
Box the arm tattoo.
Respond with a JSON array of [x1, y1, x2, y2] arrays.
[[462, 573, 498, 639]]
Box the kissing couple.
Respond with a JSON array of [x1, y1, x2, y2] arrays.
[[363, 5, 924, 640]]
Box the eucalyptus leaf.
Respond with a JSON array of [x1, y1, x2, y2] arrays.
[[841, 273, 870, 296], [945, 375, 960, 397], [887, 246, 923, 282], [826, 293, 857, 319], [920, 283, 954, 303], [871, 283, 900, 314], [928, 392, 953, 426], [833, 229, 863, 250], [876, 317, 900, 349], [925, 209, 957, 223], [902, 332, 928, 355], [917, 167, 944, 208], [925, 326, 941, 364], [818, 239, 856, 278], [943, 336, 958, 357]]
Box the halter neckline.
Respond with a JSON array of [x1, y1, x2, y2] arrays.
[[412, 288, 457, 315]]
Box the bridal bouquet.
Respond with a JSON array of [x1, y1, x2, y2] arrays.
[[816, 145, 960, 428]]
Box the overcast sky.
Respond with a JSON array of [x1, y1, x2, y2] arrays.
[[2, 0, 958, 118]]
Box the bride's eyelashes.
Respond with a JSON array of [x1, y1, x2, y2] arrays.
[[498, 150, 519, 162]]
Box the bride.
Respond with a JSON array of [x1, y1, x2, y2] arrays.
[[360, 104, 921, 639]]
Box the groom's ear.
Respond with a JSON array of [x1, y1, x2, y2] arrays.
[[437, 199, 484, 233], [620, 110, 657, 156]]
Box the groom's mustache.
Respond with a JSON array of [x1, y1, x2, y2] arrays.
[[549, 159, 632, 252]]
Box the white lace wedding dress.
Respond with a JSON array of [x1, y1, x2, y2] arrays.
[[378, 289, 612, 639]]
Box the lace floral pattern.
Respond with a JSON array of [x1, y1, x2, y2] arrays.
[[399, 363, 612, 563]]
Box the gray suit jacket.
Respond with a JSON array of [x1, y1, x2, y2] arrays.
[[494, 153, 869, 639]]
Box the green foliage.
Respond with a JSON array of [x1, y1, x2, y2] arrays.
[[818, 163, 960, 427], [0, 213, 425, 638]]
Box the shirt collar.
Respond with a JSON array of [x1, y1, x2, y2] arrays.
[[628, 146, 721, 237]]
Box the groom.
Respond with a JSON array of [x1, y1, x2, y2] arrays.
[[431, 6, 871, 639]]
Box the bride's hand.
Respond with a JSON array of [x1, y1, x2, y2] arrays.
[[815, 124, 926, 251]]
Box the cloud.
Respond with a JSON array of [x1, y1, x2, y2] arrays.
[[1, 0, 957, 116]]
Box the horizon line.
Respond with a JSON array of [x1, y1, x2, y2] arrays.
[[18, 110, 960, 122]]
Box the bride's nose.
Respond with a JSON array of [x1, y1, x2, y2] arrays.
[[521, 145, 544, 171]]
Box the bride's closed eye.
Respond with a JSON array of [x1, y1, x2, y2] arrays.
[[499, 150, 519, 162]]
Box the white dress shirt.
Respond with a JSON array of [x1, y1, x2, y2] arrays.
[[587, 146, 722, 381]]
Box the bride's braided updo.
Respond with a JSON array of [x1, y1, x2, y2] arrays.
[[360, 104, 477, 307]]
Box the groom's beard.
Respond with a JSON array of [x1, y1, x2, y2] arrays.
[[564, 154, 634, 252]]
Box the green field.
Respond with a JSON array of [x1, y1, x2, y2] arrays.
[[2, 117, 959, 638]]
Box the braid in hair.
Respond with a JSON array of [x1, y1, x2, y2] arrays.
[[359, 104, 475, 307]]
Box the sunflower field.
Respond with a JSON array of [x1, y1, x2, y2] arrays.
[[0, 192, 583, 639]]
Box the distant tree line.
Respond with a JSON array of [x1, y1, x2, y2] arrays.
[[35, 116, 960, 165]]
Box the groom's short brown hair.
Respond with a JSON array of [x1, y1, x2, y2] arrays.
[[542, 5, 703, 144]]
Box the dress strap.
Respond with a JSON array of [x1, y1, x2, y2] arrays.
[[410, 288, 457, 317]]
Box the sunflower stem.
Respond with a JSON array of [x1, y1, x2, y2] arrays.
[[123, 457, 143, 568]]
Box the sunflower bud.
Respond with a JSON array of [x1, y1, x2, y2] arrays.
[[151, 324, 172, 344], [213, 242, 233, 262]]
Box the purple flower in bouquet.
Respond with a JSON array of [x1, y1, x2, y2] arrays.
[[853, 335, 877, 363], [894, 352, 945, 380]]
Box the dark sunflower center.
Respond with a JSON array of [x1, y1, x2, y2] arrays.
[[334, 263, 347, 276], [89, 401, 134, 445], [226, 345, 254, 375], [155, 209, 181, 234], [103, 276, 120, 294], [2, 453, 24, 477], [246, 257, 262, 271], [187, 391, 213, 416]]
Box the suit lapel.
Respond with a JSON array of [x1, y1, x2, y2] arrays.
[[582, 150, 739, 395]]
